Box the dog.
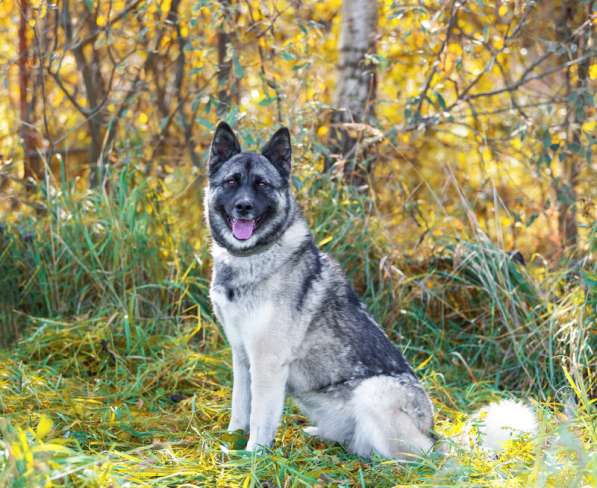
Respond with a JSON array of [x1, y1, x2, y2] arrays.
[[204, 122, 536, 459]]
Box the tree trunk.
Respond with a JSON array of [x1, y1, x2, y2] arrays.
[[554, 1, 593, 253], [18, 0, 40, 187], [216, 0, 239, 117], [87, 116, 104, 187], [328, 0, 378, 186], [60, 0, 107, 187], [172, 0, 201, 167]]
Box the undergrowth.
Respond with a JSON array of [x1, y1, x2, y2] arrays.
[[0, 168, 595, 486]]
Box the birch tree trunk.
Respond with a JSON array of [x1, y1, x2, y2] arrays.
[[328, 0, 378, 186]]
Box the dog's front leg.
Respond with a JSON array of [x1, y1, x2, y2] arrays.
[[228, 347, 251, 432], [245, 355, 289, 452]]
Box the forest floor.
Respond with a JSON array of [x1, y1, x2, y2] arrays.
[[0, 318, 595, 487]]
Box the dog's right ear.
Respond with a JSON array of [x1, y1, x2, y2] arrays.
[[209, 122, 241, 176]]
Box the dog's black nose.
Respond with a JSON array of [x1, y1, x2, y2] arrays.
[[235, 200, 254, 213]]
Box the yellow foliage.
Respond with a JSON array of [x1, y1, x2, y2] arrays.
[[36, 415, 53, 440], [0, 0, 594, 259], [582, 119, 595, 133]]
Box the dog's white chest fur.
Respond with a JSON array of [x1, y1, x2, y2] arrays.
[[209, 220, 309, 356], [211, 284, 278, 348]]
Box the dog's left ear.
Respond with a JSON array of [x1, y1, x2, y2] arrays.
[[261, 128, 291, 179]]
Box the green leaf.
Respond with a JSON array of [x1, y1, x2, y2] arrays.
[[568, 142, 582, 155], [581, 272, 597, 289], [159, 117, 169, 131], [233, 52, 245, 79], [225, 106, 240, 126], [204, 95, 213, 114], [292, 62, 312, 72], [434, 91, 447, 111], [258, 96, 277, 107], [292, 175, 303, 191], [196, 117, 214, 129], [191, 95, 201, 113], [240, 130, 255, 146], [280, 50, 296, 61], [541, 130, 552, 149], [526, 213, 539, 227]]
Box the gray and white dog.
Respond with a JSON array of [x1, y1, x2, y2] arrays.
[[205, 122, 436, 459]]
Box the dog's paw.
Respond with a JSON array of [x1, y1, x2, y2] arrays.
[[227, 421, 249, 433], [245, 439, 270, 454], [303, 426, 320, 437]]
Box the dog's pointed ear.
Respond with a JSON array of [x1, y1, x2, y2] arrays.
[[209, 122, 241, 176], [261, 128, 291, 179]]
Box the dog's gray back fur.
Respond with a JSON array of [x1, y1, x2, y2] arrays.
[[206, 123, 435, 458]]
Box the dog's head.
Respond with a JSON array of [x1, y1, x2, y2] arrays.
[[205, 122, 294, 255]]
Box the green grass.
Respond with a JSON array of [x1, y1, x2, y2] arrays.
[[0, 168, 595, 486]]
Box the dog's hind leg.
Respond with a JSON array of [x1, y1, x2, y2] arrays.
[[295, 389, 356, 446], [349, 375, 435, 460]]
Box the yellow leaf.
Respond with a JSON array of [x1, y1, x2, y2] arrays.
[[242, 475, 252, 488], [589, 64, 597, 80], [317, 126, 329, 137], [447, 43, 462, 56], [32, 443, 72, 455], [96, 15, 107, 27], [10, 442, 24, 461], [563, 366, 583, 400], [318, 235, 333, 246], [498, 4, 508, 17], [19, 429, 33, 467], [582, 119, 595, 133], [138, 113, 149, 125], [443, 52, 456, 73], [416, 355, 433, 370], [36, 414, 53, 440], [161, 0, 172, 14]]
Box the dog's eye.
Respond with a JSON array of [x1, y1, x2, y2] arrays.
[[256, 180, 269, 188], [223, 178, 237, 188]]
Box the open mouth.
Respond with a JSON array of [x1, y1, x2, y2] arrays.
[[226, 216, 263, 241]]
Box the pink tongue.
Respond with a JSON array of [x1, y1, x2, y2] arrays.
[[232, 219, 256, 240]]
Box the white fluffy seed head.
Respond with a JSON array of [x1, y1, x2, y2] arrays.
[[460, 399, 538, 453]]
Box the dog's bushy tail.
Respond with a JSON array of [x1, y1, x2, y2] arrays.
[[457, 399, 538, 452]]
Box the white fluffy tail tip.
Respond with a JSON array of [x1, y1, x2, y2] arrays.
[[459, 399, 538, 453]]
